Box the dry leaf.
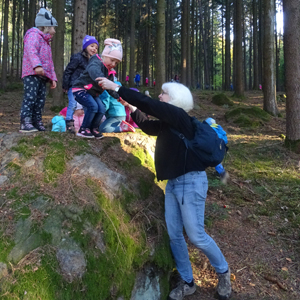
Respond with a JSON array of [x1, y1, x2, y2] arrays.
[[281, 267, 288, 271], [249, 283, 256, 287], [286, 258, 292, 263]]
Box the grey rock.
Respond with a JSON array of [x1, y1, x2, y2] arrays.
[[0, 151, 21, 169], [0, 262, 8, 279], [83, 222, 106, 253], [14, 218, 32, 244], [24, 159, 36, 168], [43, 209, 64, 245], [0, 132, 21, 150], [56, 237, 87, 282], [131, 266, 161, 300], [68, 154, 126, 199], [8, 233, 42, 264], [0, 175, 8, 186], [31, 196, 51, 212]]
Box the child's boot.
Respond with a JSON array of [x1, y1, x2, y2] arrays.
[[66, 119, 75, 134], [20, 117, 38, 133], [33, 119, 46, 131]]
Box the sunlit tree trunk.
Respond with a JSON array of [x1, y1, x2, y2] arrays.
[[283, 0, 300, 151], [263, 0, 278, 115], [234, 0, 244, 97], [129, 0, 136, 86], [73, 0, 87, 54], [225, 0, 231, 90]]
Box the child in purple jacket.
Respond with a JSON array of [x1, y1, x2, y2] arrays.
[[19, 8, 58, 133]]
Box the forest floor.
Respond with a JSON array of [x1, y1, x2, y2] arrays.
[[0, 85, 299, 300]]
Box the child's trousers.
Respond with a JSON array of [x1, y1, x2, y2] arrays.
[[20, 75, 47, 121]]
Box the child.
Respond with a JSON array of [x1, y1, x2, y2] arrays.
[[99, 82, 135, 133], [73, 103, 85, 133], [72, 38, 123, 139], [125, 75, 129, 85], [51, 107, 67, 132], [19, 8, 58, 133], [145, 77, 149, 87], [62, 35, 99, 133]]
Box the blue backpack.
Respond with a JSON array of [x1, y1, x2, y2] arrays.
[[170, 117, 228, 168]]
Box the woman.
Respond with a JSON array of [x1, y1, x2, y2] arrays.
[[97, 78, 231, 300]]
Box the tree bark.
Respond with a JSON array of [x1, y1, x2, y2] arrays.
[[155, 0, 166, 94], [181, 0, 188, 85], [263, 0, 278, 115], [51, 0, 65, 107], [283, 0, 300, 148], [129, 0, 136, 86], [73, 0, 87, 54], [1, 0, 9, 88]]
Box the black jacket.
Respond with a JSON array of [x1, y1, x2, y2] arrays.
[[118, 87, 206, 181], [62, 52, 89, 90], [72, 54, 119, 99]]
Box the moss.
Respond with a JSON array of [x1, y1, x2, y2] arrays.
[[212, 93, 234, 106], [225, 106, 271, 128], [284, 138, 300, 154]]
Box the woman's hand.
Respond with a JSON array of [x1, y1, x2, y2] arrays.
[[96, 77, 118, 90]]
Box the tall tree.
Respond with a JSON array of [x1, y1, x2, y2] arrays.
[[1, 0, 9, 88], [224, 0, 231, 90], [52, 0, 65, 106], [233, 0, 244, 97], [253, 0, 259, 89], [181, 0, 188, 85], [155, 0, 166, 93], [263, 0, 278, 115], [283, 0, 300, 151], [73, 0, 87, 54], [129, 0, 136, 86]]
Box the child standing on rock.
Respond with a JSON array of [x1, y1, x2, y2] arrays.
[[72, 38, 123, 139], [62, 35, 99, 133], [20, 8, 58, 133]]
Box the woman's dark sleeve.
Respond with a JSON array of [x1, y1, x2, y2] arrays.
[[131, 109, 161, 136]]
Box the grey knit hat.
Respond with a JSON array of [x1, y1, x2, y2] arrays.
[[35, 8, 58, 27]]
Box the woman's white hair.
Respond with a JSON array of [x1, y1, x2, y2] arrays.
[[162, 82, 194, 112]]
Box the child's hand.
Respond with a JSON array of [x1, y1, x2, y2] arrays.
[[34, 66, 45, 76], [50, 81, 57, 89]]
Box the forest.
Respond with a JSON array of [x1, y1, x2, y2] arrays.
[[0, 0, 299, 148]]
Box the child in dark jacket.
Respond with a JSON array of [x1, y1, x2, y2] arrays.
[[72, 38, 122, 138], [62, 35, 98, 133]]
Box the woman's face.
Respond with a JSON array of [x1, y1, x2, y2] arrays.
[[86, 43, 98, 56], [102, 56, 120, 70], [158, 90, 170, 103]]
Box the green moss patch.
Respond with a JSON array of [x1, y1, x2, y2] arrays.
[[225, 106, 271, 128], [212, 93, 234, 106]]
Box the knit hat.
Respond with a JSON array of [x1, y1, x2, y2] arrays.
[[101, 38, 123, 61], [82, 35, 99, 50], [35, 8, 58, 27], [59, 107, 67, 117]]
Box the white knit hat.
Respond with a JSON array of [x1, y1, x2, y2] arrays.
[[35, 8, 58, 27]]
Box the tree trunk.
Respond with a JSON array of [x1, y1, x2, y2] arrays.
[[155, 0, 166, 94], [29, 0, 36, 28], [253, 0, 259, 89], [181, 0, 188, 85], [283, 0, 300, 150], [225, 0, 231, 90], [263, 0, 278, 115], [129, 0, 136, 86], [51, 0, 65, 107], [73, 0, 87, 54], [1, 0, 9, 88], [234, 0, 244, 97]]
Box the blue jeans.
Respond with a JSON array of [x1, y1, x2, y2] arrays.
[[165, 171, 228, 283], [66, 88, 77, 121], [100, 116, 125, 133], [73, 90, 106, 129]]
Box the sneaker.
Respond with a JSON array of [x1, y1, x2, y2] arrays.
[[91, 128, 104, 139], [76, 128, 94, 138], [216, 269, 232, 300], [19, 117, 38, 133], [120, 120, 135, 132], [168, 280, 196, 300], [66, 119, 75, 134], [33, 120, 46, 131]]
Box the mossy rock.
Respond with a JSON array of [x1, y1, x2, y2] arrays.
[[225, 106, 271, 128], [212, 93, 234, 106]]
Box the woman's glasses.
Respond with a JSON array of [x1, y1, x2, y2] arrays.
[[161, 91, 168, 95]]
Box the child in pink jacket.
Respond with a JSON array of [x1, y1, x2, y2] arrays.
[[20, 8, 58, 133]]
